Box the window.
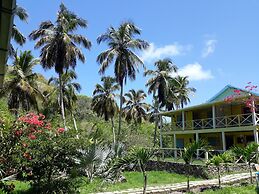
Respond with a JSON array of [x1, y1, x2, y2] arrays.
[[176, 139, 184, 148]]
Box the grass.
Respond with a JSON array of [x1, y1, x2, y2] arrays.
[[2, 171, 201, 193], [201, 185, 257, 194], [79, 171, 201, 193]]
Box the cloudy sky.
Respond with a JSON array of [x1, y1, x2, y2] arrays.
[[16, 0, 259, 106]]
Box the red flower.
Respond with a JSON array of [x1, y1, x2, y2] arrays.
[[57, 128, 65, 133], [22, 142, 28, 147], [28, 133, 37, 140], [23, 152, 31, 160], [14, 130, 23, 137]]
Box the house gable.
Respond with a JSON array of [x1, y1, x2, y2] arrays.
[[208, 85, 256, 102]]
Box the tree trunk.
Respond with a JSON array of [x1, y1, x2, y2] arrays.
[[187, 165, 190, 192], [217, 166, 221, 188], [59, 73, 66, 130], [249, 163, 253, 183], [111, 118, 116, 148], [153, 102, 159, 147], [143, 171, 147, 194], [118, 82, 124, 139], [72, 112, 79, 139]]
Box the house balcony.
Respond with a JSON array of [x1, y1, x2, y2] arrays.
[[170, 113, 259, 131]]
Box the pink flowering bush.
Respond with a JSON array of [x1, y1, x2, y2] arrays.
[[9, 113, 80, 193], [224, 82, 258, 112]]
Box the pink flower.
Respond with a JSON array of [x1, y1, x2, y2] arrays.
[[57, 128, 65, 133], [28, 133, 37, 140]]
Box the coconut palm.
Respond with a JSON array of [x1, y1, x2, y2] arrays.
[[123, 89, 150, 125], [9, 5, 28, 56], [174, 75, 196, 109], [97, 22, 149, 138], [144, 58, 177, 146], [92, 76, 119, 146], [48, 70, 81, 132], [113, 147, 153, 194], [29, 3, 91, 128], [0, 50, 42, 116], [232, 142, 259, 183], [182, 140, 207, 192]]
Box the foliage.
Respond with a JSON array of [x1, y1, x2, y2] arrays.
[[113, 147, 154, 194], [231, 142, 259, 183], [123, 89, 150, 125], [182, 140, 207, 192], [97, 21, 149, 138], [5, 112, 81, 193], [1, 51, 42, 115]]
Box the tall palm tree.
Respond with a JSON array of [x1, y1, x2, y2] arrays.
[[0, 50, 42, 116], [123, 89, 150, 125], [29, 3, 91, 129], [144, 58, 177, 146], [92, 76, 119, 146], [174, 75, 196, 109], [9, 5, 29, 56], [48, 70, 81, 132], [97, 22, 149, 138]]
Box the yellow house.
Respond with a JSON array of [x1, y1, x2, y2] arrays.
[[160, 85, 259, 156]]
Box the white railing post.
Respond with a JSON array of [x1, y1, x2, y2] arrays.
[[182, 111, 185, 130], [222, 131, 226, 151], [254, 129, 259, 144], [212, 105, 216, 128]]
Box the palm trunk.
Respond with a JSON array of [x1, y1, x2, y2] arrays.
[[111, 118, 116, 148], [187, 164, 190, 192], [217, 166, 221, 187], [118, 82, 124, 139], [72, 112, 79, 139], [153, 106, 159, 147], [59, 73, 66, 130], [249, 163, 253, 183], [143, 171, 147, 194]]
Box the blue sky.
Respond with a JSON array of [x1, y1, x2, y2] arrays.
[[16, 0, 259, 106]]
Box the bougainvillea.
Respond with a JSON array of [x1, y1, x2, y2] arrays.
[[224, 82, 258, 112]]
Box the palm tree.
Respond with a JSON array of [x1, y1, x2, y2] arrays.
[[208, 151, 234, 188], [97, 22, 149, 139], [123, 89, 150, 125], [0, 50, 42, 116], [232, 142, 259, 183], [9, 5, 28, 56], [113, 147, 153, 194], [29, 3, 91, 129], [48, 70, 81, 133], [182, 140, 207, 192], [144, 58, 177, 146], [174, 75, 196, 109], [92, 76, 119, 146]]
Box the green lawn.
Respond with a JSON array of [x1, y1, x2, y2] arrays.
[[79, 171, 200, 193], [201, 185, 257, 194], [2, 171, 200, 193]]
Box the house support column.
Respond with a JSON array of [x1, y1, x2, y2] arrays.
[[254, 129, 259, 144], [173, 134, 177, 158], [196, 132, 199, 159], [212, 105, 216, 128], [221, 131, 226, 151], [252, 99, 257, 126], [182, 111, 185, 130]]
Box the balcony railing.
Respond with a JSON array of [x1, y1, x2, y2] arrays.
[[170, 113, 257, 131]]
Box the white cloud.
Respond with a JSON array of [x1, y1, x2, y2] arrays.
[[141, 42, 191, 62], [175, 62, 213, 81], [202, 39, 217, 58]]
